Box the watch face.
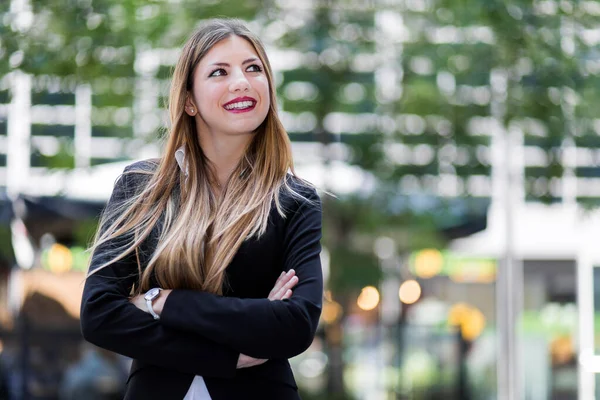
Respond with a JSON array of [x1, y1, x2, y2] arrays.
[[144, 288, 160, 301]]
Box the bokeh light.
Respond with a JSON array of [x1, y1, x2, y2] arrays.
[[357, 286, 380, 311], [398, 280, 421, 304], [413, 248, 444, 279], [448, 303, 486, 341], [46, 243, 72, 274], [322, 300, 342, 324]]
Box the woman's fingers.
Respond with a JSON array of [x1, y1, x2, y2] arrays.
[[268, 269, 296, 300], [249, 358, 267, 367], [268, 271, 287, 298], [273, 275, 298, 300], [237, 354, 267, 369]]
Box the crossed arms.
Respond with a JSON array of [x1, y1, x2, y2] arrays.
[[80, 166, 324, 379]]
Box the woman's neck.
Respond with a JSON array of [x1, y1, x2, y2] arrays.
[[198, 132, 252, 189]]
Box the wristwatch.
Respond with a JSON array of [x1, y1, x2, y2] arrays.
[[144, 288, 162, 320]]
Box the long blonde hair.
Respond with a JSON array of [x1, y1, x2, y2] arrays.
[[88, 18, 304, 295]]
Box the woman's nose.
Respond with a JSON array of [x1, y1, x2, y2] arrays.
[[229, 70, 250, 92]]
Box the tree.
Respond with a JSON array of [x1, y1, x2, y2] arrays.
[[1, 1, 263, 166], [398, 0, 599, 203]]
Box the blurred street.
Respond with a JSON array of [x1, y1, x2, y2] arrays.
[[1, 0, 600, 399]]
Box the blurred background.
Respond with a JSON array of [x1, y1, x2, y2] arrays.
[[1, 0, 600, 399]]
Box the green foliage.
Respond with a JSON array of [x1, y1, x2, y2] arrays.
[[341, 134, 384, 172], [2, 0, 264, 171], [3, 0, 261, 79], [73, 218, 101, 248], [0, 226, 14, 262], [31, 141, 75, 169], [398, 0, 597, 204], [328, 246, 380, 293]]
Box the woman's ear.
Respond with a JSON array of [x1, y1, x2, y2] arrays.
[[185, 96, 197, 116]]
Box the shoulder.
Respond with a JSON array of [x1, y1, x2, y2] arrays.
[[281, 173, 321, 212], [123, 158, 160, 175], [118, 158, 160, 193], [286, 172, 318, 192]]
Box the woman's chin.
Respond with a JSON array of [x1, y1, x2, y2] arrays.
[[226, 122, 264, 136]]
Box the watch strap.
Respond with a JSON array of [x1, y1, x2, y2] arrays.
[[144, 288, 161, 319], [145, 295, 161, 320]]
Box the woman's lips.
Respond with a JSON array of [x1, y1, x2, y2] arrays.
[[223, 98, 257, 113]]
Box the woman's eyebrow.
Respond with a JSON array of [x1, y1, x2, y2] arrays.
[[209, 57, 260, 67]]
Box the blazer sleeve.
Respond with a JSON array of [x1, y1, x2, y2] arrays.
[[159, 186, 324, 360], [80, 166, 239, 378]]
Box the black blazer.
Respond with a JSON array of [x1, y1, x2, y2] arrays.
[[80, 160, 324, 400]]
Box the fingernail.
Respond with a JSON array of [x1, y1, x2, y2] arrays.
[[286, 270, 293, 276], [279, 271, 285, 278]]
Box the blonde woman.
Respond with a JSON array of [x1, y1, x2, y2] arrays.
[[80, 18, 323, 400]]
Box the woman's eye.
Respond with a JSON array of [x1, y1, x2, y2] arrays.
[[209, 68, 226, 77], [247, 64, 263, 73]]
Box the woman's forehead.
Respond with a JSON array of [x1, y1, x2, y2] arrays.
[[200, 36, 260, 67]]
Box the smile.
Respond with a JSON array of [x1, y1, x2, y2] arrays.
[[223, 96, 257, 114], [224, 100, 256, 111]]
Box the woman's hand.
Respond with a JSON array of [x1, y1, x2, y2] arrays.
[[238, 269, 299, 369], [268, 269, 298, 301]]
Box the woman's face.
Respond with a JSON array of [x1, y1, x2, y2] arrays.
[[186, 35, 270, 139]]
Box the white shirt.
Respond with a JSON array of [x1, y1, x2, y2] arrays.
[[183, 376, 212, 400]]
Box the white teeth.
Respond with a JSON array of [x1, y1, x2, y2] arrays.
[[224, 100, 254, 110]]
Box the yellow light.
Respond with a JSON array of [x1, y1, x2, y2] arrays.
[[550, 336, 574, 365], [357, 286, 380, 311], [447, 303, 471, 327], [447, 303, 486, 341], [322, 300, 342, 324], [414, 249, 443, 279], [461, 308, 486, 341], [47, 244, 73, 274], [398, 280, 421, 304]]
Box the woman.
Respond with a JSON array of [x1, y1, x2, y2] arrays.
[[80, 18, 323, 400]]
